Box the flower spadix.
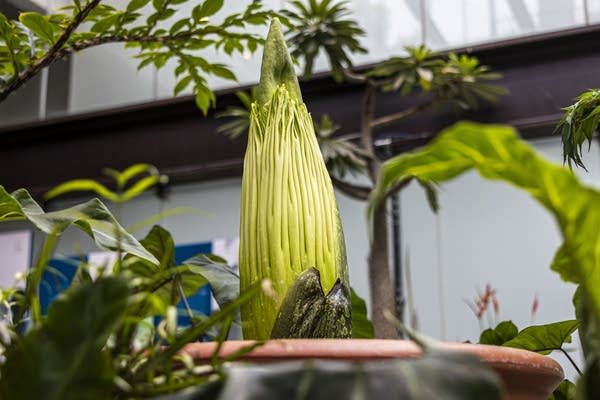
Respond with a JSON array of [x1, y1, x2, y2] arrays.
[[239, 19, 350, 340]]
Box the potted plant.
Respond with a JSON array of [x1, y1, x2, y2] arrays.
[[181, 18, 569, 400], [0, 1, 591, 398], [216, 0, 509, 339]]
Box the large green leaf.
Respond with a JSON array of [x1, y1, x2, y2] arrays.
[[184, 253, 240, 308], [0, 277, 130, 400], [549, 379, 577, 400], [217, 351, 503, 400], [350, 287, 374, 338], [124, 225, 208, 306], [479, 320, 518, 346], [368, 122, 600, 351], [0, 186, 157, 264], [503, 320, 579, 354]]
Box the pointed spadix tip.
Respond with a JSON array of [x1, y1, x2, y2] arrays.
[[257, 18, 302, 106]]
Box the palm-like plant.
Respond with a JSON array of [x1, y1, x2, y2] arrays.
[[282, 0, 366, 81], [555, 89, 600, 169]]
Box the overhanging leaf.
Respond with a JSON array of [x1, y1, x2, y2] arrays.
[[184, 253, 240, 308], [1, 187, 157, 264], [368, 122, 600, 340]]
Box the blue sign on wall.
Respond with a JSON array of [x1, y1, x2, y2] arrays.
[[40, 242, 216, 324]]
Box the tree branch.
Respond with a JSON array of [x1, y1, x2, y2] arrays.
[[0, 10, 259, 103], [0, 0, 101, 103], [329, 175, 371, 201], [371, 97, 438, 130], [361, 81, 379, 182], [341, 68, 367, 83]]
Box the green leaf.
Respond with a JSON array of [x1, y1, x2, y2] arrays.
[[169, 18, 189, 35], [195, 89, 213, 115], [174, 75, 193, 96], [192, 0, 224, 21], [217, 351, 503, 400], [0, 277, 130, 400], [211, 64, 236, 81], [0, 186, 157, 264], [549, 379, 576, 400], [350, 287, 374, 338], [502, 320, 579, 354], [103, 163, 160, 188], [120, 175, 164, 202], [127, 0, 151, 12], [19, 12, 56, 44], [479, 321, 518, 346], [91, 13, 121, 33], [44, 179, 119, 202], [184, 253, 240, 308], [124, 226, 208, 309]]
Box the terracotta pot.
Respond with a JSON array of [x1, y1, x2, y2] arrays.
[[184, 339, 564, 400]]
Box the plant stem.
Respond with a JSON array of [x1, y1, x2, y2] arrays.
[[370, 97, 437, 130], [559, 347, 583, 376], [329, 175, 371, 200], [23, 233, 59, 326]]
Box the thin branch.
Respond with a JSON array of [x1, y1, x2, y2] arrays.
[[383, 178, 412, 202], [371, 97, 438, 130], [341, 68, 367, 83], [0, 0, 101, 103], [330, 174, 371, 200]]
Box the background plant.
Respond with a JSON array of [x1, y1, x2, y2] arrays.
[[219, 0, 507, 338], [0, 0, 279, 114], [555, 89, 600, 169]]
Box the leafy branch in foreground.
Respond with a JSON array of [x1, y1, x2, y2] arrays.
[[0, 0, 279, 113]]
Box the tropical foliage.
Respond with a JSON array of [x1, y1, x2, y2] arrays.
[[555, 89, 600, 169]]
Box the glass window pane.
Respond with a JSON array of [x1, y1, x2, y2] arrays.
[[589, 0, 600, 23], [426, 0, 586, 50], [347, 1, 422, 64]]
